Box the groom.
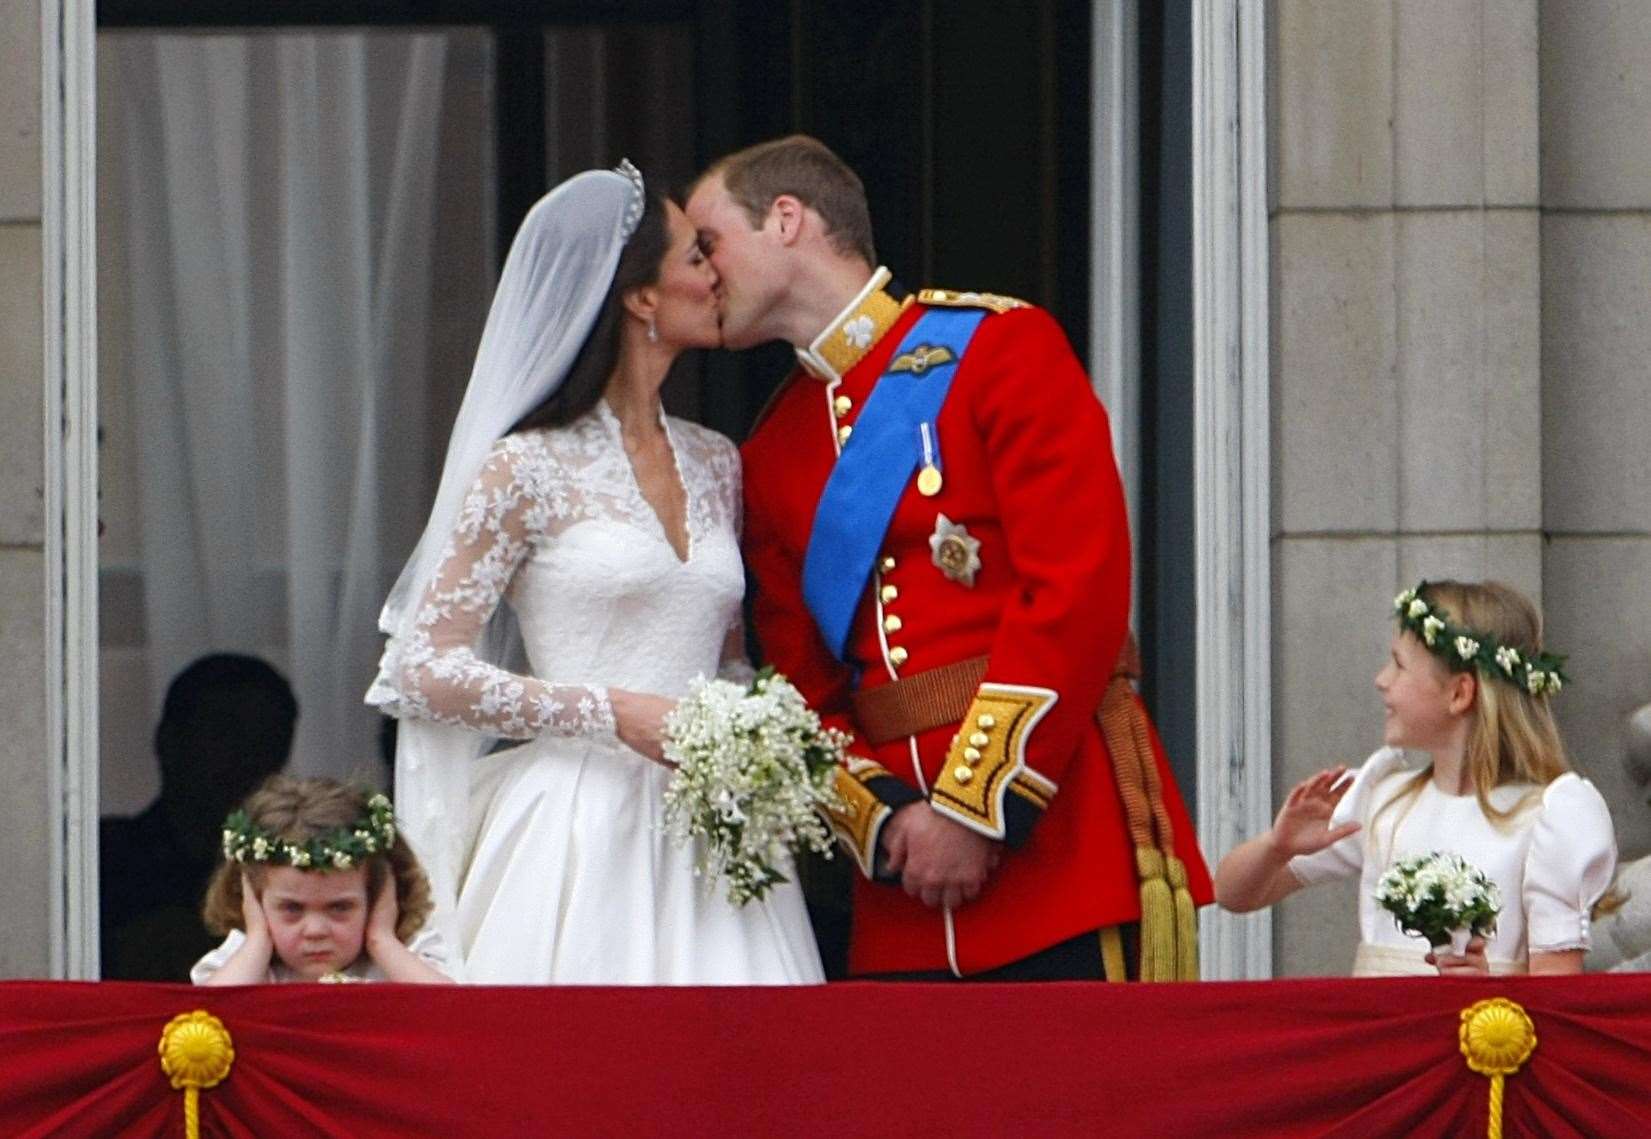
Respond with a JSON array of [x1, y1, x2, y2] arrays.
[[688, 135, 1212, 980]]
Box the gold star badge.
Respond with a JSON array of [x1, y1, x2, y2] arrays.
[[929, 514, 982, 587]]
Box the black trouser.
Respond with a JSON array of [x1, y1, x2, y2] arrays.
[[860, 924, 1140, 982]]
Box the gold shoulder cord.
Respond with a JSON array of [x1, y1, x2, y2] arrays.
[[916, 288, 1030, 314]]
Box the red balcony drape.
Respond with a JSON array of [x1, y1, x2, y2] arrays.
[[4, 974, 1651, 1138]]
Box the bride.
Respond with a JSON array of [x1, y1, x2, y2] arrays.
[[368, 162, 824, 984]]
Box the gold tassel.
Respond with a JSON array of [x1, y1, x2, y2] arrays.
[[1098, 635, 1204, 982], [1135, 846, 1175, 982], [1168, 855, 1200, 981]]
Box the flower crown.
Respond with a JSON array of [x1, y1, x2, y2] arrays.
[[1393, 584, 1568, 696], [221, 793, 397, 871]]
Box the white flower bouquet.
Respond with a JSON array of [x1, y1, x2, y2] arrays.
[[1375, 851, 1501, 953], [662, 667, 847, 906]]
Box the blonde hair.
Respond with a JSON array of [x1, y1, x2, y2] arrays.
[[1371, 580, 1572, 848], [201, 775, 432, 944]]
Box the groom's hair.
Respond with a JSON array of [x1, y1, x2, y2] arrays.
[[706, 135, 875, 266]]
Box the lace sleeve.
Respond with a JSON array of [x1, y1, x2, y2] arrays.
[[395, 438, 616, 740]]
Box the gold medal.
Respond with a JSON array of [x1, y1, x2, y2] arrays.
[[917, 464, 943, 497]]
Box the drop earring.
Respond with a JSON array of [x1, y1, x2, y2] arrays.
[[647, 318, 659, 344]]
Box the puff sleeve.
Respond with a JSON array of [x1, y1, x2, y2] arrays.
[[1524, 773, 1618, 954]]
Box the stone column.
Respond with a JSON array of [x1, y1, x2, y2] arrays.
[[1540, 3, 1651, 858], [0, 0, 53, 977], [1268, 0, 1541, 976]]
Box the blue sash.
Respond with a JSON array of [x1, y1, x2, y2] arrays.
[[801, 307, 988, 661]]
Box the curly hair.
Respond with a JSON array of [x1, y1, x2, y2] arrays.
[[201, 775, 433, 944]]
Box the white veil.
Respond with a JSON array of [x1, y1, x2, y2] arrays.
[[367, 160, 646, 925]]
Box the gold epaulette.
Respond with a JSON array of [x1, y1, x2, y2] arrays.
[[917, 288, 1030, 314]]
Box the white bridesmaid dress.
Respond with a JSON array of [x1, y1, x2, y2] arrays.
[[1290, 746, 1616, 976]]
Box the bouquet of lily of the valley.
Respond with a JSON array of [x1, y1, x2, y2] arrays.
[[1375, 851, 1501, 954], [661, 667, 847, 906]]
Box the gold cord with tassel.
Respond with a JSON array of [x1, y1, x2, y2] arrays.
[[158, 1010, 234, 1139], [1097, 635, 1200, 981], [1459, 998, 1536, 1139]]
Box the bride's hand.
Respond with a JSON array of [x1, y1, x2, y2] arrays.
[[611, 689, 678, 767], [1268, 766, 1361, 858]]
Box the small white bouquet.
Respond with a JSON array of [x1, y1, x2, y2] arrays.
[[1375, 851, 1501, 954], [662, 667, 847, 906]]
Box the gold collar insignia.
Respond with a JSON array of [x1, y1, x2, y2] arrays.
[[797, 267, 909, 383]]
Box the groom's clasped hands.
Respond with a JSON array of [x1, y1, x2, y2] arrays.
[[882, 803, 1002, 910], [619, 686, 1002, 910]]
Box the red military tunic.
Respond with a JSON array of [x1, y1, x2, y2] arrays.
[[742, 268, 1213, 976]]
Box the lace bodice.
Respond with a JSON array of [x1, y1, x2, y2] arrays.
[[385, 402, 750, 741]]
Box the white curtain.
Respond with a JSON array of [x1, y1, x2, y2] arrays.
[[111, 32, 451, 779]]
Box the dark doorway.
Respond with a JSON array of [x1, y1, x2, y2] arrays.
[[96, 0, 1207, 981], [100, 0, 1093, 443], [1136, 0, 1197, 801]]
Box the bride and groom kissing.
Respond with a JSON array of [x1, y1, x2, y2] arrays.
[[367, 134, 1211, 985]]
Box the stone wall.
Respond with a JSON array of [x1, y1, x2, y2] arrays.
[[1539, 1, 1651, 863], [1268, 0, 1651, 976], [1269, 0, 1544, 976], [0, 0, 53, 978]]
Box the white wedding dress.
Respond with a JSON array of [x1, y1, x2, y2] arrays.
[[394, 402, 823, 984]]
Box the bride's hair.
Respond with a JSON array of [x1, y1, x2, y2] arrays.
[[510, 188, 671, 433]]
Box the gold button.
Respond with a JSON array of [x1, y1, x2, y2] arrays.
[[837, 424, 853, 445], [977, 714, 996, 730], [969, 731, 990, 748], [880, 584, 899, 603], [963, 746, 982, 762], [843, 802, 857, 819], [953, 766, 974, 784], [880, 556, 896, 573], [888, 646, 909, 667], [833, 394, 852, 417], [883, 615, 903, 634]]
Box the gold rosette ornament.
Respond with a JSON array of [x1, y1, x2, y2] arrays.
[[1459, 997, 1536, 1139], [159, 1010, 235, 1139]]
